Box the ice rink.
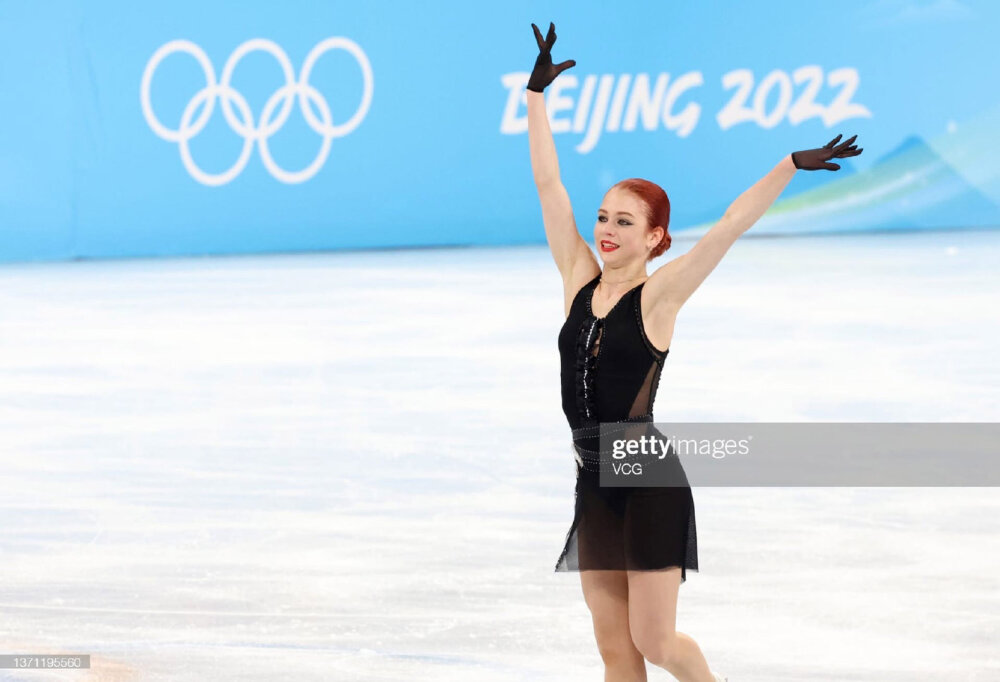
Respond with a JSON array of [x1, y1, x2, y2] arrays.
[[1, 228, 998, 681]]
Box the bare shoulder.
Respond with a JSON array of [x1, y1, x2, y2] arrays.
[[640, 256, 686, 352], [563, 258, 601, 319], [643, 252, 688, 307], [639, 286, 679, 353]]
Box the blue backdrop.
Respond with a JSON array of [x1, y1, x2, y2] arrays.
[[2, 0, 999, 263]]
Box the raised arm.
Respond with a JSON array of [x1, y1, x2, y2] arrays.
[[645, 134, 863, 310], [526, 23, 596, 291]]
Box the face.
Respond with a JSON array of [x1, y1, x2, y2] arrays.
[[594, 187, 661, 262]]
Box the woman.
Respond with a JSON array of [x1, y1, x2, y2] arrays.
[[526, 22, 862, 682]]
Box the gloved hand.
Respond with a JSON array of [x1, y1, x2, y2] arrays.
[[527, 22, 576, 93], [791, 134, 863, 171]]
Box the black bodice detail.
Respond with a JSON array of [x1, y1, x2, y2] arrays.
[[558, 273, 668, 444], [573, 316, 603, 425]]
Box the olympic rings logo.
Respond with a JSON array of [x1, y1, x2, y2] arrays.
[[141, 38, 373, 186]]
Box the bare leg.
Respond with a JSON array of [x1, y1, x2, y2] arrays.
[[626, 568, 716, 682], [580, 570, 648, 681]]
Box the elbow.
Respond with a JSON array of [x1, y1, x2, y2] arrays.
[[721, 211, 750, 236], [534, 174, 560, 190]]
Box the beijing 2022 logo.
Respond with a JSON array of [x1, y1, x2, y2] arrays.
[[141, 38, 373, 186]]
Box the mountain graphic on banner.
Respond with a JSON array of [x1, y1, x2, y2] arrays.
[[680, 122, 1000, 236]]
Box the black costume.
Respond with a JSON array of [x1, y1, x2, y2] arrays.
[[555, 273, 699, 581]]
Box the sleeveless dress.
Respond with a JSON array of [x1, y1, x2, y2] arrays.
[[555, 273, 699, 581]]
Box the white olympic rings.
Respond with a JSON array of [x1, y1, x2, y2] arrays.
[[140, 37, 373, 185]]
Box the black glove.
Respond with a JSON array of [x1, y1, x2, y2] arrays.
[[792, 134, 863, 171], [527, 22, 576, 93]]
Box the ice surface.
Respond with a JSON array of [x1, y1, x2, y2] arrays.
[[1, 230, 998, 681]]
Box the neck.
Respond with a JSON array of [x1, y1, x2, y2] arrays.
[[600, 268, 647, 287]]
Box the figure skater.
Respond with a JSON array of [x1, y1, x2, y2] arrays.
[[526, 21, 862, 682]]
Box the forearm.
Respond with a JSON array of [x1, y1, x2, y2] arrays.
[[527, 90, 561, 186], [726, 154, 797, 230]]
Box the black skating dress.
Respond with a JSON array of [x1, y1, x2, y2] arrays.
[[555, 273, 699, 581]]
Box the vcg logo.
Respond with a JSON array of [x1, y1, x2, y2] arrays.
[[141, 38, 373, 186]]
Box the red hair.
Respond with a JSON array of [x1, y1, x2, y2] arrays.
[[609, 178, 671, 261]]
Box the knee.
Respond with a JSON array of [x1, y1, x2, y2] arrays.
[[631, 631, 679, 668], [591, 619, 641, 668], [595, 638, 639, 667]]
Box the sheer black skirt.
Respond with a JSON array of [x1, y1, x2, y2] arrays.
[[555, 448, 699, 582]]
